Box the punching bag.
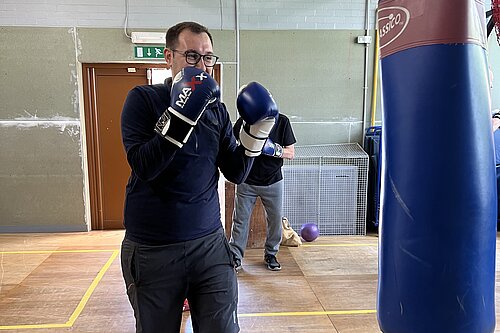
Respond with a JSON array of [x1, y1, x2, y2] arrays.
[[377, 1, 496, 333]]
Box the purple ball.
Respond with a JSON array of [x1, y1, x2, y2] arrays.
[[300, 223, 319, 242]]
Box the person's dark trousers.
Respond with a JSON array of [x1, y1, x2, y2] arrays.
[[121, 228, 239, 333]]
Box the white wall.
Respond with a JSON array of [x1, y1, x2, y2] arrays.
[[2, 0, 495, 31], [0, 0, 378, 30]]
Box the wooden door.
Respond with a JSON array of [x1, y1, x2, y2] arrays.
[[83, 64, 149, 229], [83, 64, 220, 230]]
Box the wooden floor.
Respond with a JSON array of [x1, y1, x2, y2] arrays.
[[0, 230, 497, 332]]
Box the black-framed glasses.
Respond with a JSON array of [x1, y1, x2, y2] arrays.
[[170, 49, 219, 67]]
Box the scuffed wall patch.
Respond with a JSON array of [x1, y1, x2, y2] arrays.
[[0, 111, 81, 141]]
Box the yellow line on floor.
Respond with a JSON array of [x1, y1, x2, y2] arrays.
[[301, 243, 377, 247], [0, 323, 71, 330], [66, 250, 119, 326], [239, 309, 377, 317], [0, 250, 119, 330]]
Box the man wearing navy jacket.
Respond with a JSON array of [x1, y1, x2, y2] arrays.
[[120, 21, 277, 333]]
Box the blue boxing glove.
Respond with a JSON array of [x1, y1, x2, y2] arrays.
[[262, 138, 283, 158], [155, 67, 220, 147], [237, 82, 278, 157]]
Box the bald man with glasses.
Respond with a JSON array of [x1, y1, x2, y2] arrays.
[[120, 21, 276, 333]]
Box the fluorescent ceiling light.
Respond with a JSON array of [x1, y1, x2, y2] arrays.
[[131, 32, 165, 44]]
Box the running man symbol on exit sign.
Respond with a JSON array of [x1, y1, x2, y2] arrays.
[[135, 46, 165, 59]]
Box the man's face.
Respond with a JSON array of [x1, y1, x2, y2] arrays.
[[164, 29, 214, 78]]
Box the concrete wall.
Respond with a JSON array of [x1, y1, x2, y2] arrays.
[[0, 0, 498, 232], [0, 27, 85, 231]]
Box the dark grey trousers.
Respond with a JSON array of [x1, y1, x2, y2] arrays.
[[121, 228, 239, 333]]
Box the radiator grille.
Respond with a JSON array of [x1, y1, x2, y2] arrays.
[[283, 143, 369, 236]]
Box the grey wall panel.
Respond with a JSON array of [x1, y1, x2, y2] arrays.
[[220, 64, 238, 120], [0, 175, 86, 232], [291, 121, 363, 146], [239, 30, 366, 125], [0, 126, 85, 230], [0, 125, 82, 176], [76, 28, 237, 65], [0, 27, 79, 119], [0, 27, 85, 232], [210, 30, 237, 62], [77, 28, 137, 63]]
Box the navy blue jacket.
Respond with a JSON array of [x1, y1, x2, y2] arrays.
[[121, 78, 253, 245]]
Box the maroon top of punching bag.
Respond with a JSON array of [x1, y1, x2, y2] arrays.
[[377, 0, 488, 58]]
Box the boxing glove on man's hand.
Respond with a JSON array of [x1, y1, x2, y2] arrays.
[[155, 67, 220, 147], [237, 82, 278, 157], [262, 138, 283, 158]]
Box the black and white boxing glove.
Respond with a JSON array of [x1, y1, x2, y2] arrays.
[[237, 82, 278, 157], [155, 67, 220, 147]]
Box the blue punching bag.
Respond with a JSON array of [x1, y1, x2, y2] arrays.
[[377, 1, 496, 332]]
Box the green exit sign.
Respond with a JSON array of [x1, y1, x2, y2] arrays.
[[134, 46, 165, 59]]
